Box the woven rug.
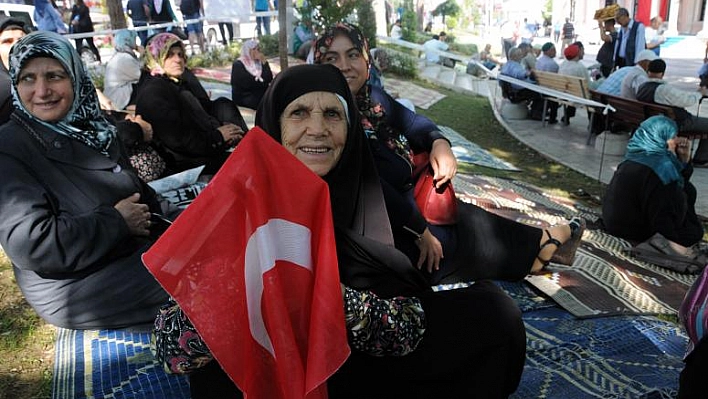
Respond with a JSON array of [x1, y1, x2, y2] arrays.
[[385, 76, 446, 109], [52, 328, 190, 399], [498, 281, 688, 399], [453, 173, 697, 318], [439, 125, 520, 170]]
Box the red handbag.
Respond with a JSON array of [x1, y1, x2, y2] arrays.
[[412, 153, 457, 225]]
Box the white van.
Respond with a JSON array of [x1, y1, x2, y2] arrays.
[[0, 3, 37, 30]]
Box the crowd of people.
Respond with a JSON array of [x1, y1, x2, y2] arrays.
[[1, 5, 707, 397]]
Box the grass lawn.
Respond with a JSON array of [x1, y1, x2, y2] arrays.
[[0, 78, 610, 399]]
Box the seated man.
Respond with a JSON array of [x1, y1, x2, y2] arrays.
[[595, 49, 656, 96], [499, 47, 544, 120], [620, 49, 659, 99], [518, 42, 536, 71], [423, 31, 454, 67], [635, 59, 708, 165], [479, 43, 500, 71], [534, 42, 560, 123], [293, 19, 315, 61], [557, 44, 592, 125]]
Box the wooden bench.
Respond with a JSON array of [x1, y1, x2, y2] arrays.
[[533, 71, 605, 141], [589, 90, 708, 140], [534, 70, 588, 99]]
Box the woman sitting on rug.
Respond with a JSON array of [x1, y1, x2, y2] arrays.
[[104, 29, 143, 111], [312, 22, 585, 284], [0, 31, 172, 330], [602, 115, 704, 251], [188, 63, 528, 399], [135, 32, 248, 176], [230, 38, 273, 110]]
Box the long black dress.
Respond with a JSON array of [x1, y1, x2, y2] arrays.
[[188, 63, 527, 399]]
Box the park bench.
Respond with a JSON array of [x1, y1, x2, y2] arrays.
[[589, 90, 708, 141], [532, 70, 606, 138]]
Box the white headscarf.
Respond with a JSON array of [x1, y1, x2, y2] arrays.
[[238, 39, 263, 82]]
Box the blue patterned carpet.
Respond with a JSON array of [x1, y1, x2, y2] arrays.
[[52, 328, 190, 399], [501, 281, 687, 399]]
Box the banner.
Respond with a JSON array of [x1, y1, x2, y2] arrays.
[[143, 127, 349, 399]]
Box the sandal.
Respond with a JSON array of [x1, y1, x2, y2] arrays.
[[551, 217, 586, 266], [537, 229, 562, 268]]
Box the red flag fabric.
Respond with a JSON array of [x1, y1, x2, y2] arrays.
[[143, 127, 350, 399]]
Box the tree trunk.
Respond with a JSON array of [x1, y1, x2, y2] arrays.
[[278, 0, 288, 70], [106, 0, 127, 30]]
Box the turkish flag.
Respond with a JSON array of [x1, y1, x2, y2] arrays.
[[143, 127, 350, 399]]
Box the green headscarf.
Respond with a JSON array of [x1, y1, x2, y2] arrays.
[[624, 115, 684, 186], [9, 30, 115, 156]]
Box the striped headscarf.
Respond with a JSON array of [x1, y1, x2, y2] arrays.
[[9, 30, 115, 156]]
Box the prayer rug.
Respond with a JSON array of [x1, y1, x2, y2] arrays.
[[384, 76, 446, 109], [52, 328, 190, 399], [453, 173, 697, 318], [439, 125, 520, 170], [498, 281, 687, 399]]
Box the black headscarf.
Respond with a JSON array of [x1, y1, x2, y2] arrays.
[[256, 64, 429, 297]]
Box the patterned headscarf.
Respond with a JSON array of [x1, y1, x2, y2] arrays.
[[238, 39, 263, 82], [113, 29, 138, 55], [625, 115, 684, 186], [9, 31, 115, 156], [144, 32, 186, 78], [313, 22, 411, 165]]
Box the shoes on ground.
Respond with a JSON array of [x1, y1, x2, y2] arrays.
[[693, 159, 708, 168]]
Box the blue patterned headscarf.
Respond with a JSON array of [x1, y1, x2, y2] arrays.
[[9, 31, 115, 156], [625, 115, 684, 186]]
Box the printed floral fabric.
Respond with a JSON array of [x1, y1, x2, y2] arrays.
[[151, 298, 213, 374], [343, 286, 426, 357]]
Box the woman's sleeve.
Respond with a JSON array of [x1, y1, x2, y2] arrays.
[[0, 154, 133, 274], [115, 119, 144, 149], [373, 87, 448, 152], [380, 177, 427, 239], [343, 286, 426, 357]]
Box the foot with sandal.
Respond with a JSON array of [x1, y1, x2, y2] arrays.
[[531, 217, 587, 274]]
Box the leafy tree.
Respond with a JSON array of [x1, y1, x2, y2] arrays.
[[401, 0, 417, 41], [356, 2, 376, 47], [432, 0, 461, 25]]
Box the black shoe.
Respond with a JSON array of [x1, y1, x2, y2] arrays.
[[530, 115, 544, 121], [547, 118, 558, 124]]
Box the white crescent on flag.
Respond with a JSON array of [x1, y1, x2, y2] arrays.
[[244, 218, 313, 357]]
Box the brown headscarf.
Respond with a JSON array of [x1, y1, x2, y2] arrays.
[[255, 64, 429, 297]]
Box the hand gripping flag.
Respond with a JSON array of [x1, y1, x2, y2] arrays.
[[143, 127, 350, 399]]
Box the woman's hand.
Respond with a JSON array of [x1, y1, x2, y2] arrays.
[[217, 123, 245, 146], [429, 138, 457, 188], [669, 137, 692, 163], [114, 193, 151, 236], [125, 114, 154, 142], [415, 227, 443, 274]]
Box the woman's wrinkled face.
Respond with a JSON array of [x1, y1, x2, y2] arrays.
[[320, 35, 368, 94], [163, 44, 185, 78], [17, 56, 73, 122], [280, 91, 348, 176]]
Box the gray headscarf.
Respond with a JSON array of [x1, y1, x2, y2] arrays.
[[9, 30, 115, 156]]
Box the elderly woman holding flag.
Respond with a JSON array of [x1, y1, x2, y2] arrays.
[[148, 64, 526, 398]]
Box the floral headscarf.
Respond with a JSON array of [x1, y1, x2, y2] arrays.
[[625, 115, 685, 186], [113, 29, 138, 55], [9, 31, 115, 156], [144, 32, 186, 77], [239, 39, 264, 82], [313, 22, 411, 165]]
